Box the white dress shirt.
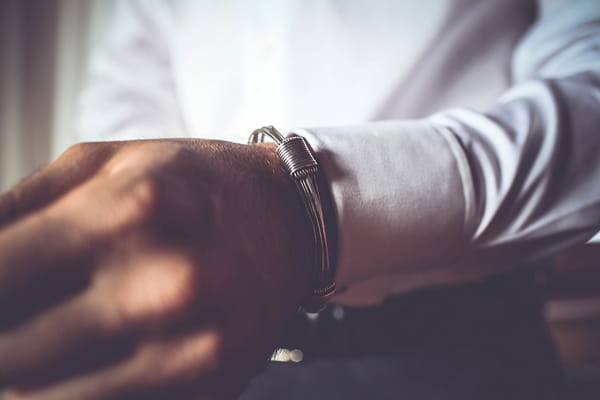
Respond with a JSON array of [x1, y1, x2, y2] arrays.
[[78, 0, 600, 305]]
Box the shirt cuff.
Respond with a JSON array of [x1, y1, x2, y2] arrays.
[[292, 120, 473, 306]]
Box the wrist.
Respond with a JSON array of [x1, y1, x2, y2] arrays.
[[249, 127, 338, 312], [251, 143, 314, 308]]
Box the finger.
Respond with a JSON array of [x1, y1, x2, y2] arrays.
[[0, 143, 118, 227], [0, 170, 158, 315], [0, 291, 132, 389], [0, 248, 200, 388], [0, 257, 91, 330], [7, 329, 224, 400]]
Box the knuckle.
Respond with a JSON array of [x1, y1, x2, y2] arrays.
[[78, 293, 123, 338], [119, 175, 161, 227], [130, 177, 160, 220], [202, 332, 225, 372], [59, 142, 115, 177], [188, 329, 225, 376], [63, 142, 93, 158], [107, 254, 199, 327], [148, 257, 199, 317]]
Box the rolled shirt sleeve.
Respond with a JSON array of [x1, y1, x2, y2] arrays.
[[296, 122, 475, 305], [296, 0, 600, 305]]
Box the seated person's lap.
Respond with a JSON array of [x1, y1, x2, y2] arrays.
[[241, 270, 564, 400]]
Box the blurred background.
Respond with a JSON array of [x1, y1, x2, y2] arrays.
[[0, 0, 599, 397], [0, 0, 114, 191]]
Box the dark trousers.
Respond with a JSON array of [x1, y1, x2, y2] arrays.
[[240, 271, 565, 400]]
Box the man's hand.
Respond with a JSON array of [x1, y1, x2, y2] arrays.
[[0, 139, 312, 400]]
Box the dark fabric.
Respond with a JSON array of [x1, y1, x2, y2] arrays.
[[239, 271, 565, 400]]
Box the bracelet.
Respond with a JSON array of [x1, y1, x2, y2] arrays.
[[248, 126, 336, 313]]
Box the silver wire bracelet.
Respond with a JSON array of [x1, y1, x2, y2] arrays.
[[248, 126, 336, 313]]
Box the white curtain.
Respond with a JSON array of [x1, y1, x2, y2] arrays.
[[0, 0, 114, 191]]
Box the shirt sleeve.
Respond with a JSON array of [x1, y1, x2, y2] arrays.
[[77, 0, 187, 142], [296, 0, 600, 305]]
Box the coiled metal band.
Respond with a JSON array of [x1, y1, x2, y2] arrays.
[[249, 126, 336, 312], [277, 137, 318, 176]]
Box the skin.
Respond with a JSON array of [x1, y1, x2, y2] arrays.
[[0, 139, 314, 400]]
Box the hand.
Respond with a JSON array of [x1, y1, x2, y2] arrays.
[[0, 139, 312, 400]]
